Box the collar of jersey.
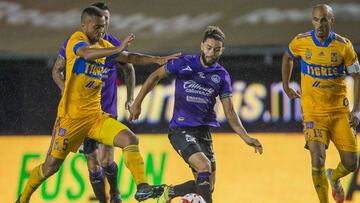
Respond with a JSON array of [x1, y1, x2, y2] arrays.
[[311, 30, 335, 47]]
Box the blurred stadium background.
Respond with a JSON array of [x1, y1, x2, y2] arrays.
[[1, 0, 360, 202]]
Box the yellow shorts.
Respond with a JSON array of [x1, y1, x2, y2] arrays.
[[48, 113, 129, 159], [303, 112, 358, 152]]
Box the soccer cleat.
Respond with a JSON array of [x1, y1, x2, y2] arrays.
[[157, 185, 172, 203], [15, 195, 21, 203], [110, 192, 122, 203], [326, 169, 345, 203], [134, 184, 164, 202]]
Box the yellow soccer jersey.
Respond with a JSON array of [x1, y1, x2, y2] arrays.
[[57, 31, 115, 118], [288, 30, 358, 115]]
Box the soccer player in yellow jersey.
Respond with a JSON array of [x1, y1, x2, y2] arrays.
[[282, 4, 360, 203], [16, 6, 179, 203]]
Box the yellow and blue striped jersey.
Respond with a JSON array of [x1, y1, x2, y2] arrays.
[[288, 30, 358, 115], [57, 31, 115, 118]]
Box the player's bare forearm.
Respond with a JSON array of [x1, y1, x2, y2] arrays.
[[124, 52, 161, 65], [281, 52, 294, 89], [351, 73, 360, 112], [52, 56, 66, 93], [221, 97, 249, 140], [123, 63, 135, 101]]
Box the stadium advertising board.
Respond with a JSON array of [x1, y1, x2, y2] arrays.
[[1, 134, 360, 202]]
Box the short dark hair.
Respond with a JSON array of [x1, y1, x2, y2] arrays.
[[202, 26, 225, 43], [81, 6, 104, 21], [91, 2, 110, 12]]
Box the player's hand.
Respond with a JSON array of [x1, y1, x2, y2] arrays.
[[283, 86, 301, 99], [244, 137, 263, 154], [125, 98, 134, 110], [156, 52, 182, 65], [119, 33, 135, 51], [349, 110, 360, 128], [128, 103, 141, 121]]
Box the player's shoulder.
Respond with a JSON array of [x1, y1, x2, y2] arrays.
[[103, 33, 122, 46], [333, 32, 351, 45], [70, 31, 87, 40], [295, 31, 312, 40]]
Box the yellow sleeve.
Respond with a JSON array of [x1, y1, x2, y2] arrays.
[[288, 36, 300, 58], [67, 32, 90, 57], [343, 39, 358, 67]]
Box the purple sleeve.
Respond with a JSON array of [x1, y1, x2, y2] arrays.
[[165, 58, 183, 75], [58, 39, 69, 60], [219, 72, 232, 99]]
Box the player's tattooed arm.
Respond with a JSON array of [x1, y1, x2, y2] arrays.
[[221, 97, 263, 154], [52, 55, 66, 95], [122, 63, 135, 110]]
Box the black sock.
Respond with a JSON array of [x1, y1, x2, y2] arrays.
[[171, 180, 197, 198], [89, 169, 107, 203], [103, 162, 120, 196], [196, 172, 212, 203]]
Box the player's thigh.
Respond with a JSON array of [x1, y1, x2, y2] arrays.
[[330, 113, 358, 153], [303, 114, 331, 149], [168, 127, 203, 163], [88, 113, 130, 146], [48, 117, 88, 159]]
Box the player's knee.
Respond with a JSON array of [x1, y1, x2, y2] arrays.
[[343, 159, 358, 172], [85, 153, 100, 172], [100, 156, 113, 167], [43, 163, 61, 177], [196, 160, 211, 172], [114, 130, 139, 148]]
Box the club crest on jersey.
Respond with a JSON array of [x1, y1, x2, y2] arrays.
[[211, 74, 221, 83], [331, 51, 338, 62], [305, 50, 312, 60]]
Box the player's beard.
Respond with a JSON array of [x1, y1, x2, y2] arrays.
[[201, 53, 220, 67]]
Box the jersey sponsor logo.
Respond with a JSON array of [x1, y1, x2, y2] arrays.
[[183, 80, 215, 96], [185, 134, 196, 143], [182, 65, 193, 71], [211, 74, 221, 83], [312, 81, 335, 89], [301, 60, 346, 79], [186, 96, 208, 104]]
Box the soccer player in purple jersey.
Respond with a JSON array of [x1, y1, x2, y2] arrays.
[[51, 3, 179, 203], [129, 26, 263, 203]]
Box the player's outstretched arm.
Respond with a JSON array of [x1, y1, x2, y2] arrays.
[[220, 97, 263, 154], [128, 66, 168, 121], [76, 33, 135, 61], [115, 52, 181, 66], [282, 51, 301, 99], [122, 63, 136, 110], [51, 55, 66, 94]]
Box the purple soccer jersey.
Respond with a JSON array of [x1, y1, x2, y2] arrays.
[[166, 55, 233, 128], [58, 33, 123, 118]]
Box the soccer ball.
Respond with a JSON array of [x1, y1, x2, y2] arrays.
[[179, 193, 206, 203]]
